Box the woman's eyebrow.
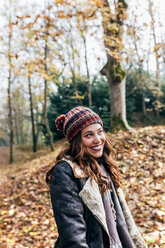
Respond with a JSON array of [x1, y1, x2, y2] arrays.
[[83, 130, 93, 135], [83, 128, 102, 135]]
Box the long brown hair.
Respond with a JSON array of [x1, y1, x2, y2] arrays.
[[46, 131, 122, 195]]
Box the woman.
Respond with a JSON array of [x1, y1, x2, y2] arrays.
[[46, 106, 147, 248]]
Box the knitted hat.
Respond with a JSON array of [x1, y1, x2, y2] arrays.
[[55, 106, 103, 143]]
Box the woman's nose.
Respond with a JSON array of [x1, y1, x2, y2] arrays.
[[94, 134, 100, 143]]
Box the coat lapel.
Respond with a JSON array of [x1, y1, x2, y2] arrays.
[[79, 177, 109, 236], [63, 158, 110, 237]]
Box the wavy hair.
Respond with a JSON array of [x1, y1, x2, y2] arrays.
[[46, 131, 122, 195]]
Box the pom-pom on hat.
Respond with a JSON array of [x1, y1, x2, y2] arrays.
[[55, 106, 103, 143]]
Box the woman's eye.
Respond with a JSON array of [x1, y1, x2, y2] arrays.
[[98, 130, 103, 134], [86, 133, 92, 138]]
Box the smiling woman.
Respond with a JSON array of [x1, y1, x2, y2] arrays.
[[81, 123, 105, 158], [46, 106, 147, 248]]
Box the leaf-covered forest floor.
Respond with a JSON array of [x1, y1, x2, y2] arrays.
[[0, 126, 164, 248]]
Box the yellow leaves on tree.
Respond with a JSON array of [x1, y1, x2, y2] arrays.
[[71, 90, 85, 100], [154, 43, 165, 52]]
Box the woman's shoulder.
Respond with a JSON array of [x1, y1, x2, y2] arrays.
[[51, 158, 88, 181], [50, 159, 75, 186], [52, 159, 74, 175]]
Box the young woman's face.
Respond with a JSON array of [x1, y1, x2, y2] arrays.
[[81, 123, 106, 158]]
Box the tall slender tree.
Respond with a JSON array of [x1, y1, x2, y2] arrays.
[[43, 3, 54, 151], [28, 74, 37, 152], [82, 31, 92, 107], [7, 0, 14, 163], [148, 0, 161, 116]]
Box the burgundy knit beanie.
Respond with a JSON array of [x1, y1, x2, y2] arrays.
[[55, 106, 103, 143]]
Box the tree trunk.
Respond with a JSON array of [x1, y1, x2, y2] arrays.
[[100, 0, 129, 131], [101, 58, 129, 130], [14, 115, 19, 145], [110, 76, 129, 128], [142, 89, 146, 115], [8, 80, 14, 163], [28, 75, 37, 152], [8, 3, 14, 163], [134, 38, 146, 115], [42, 2, 54, 152], [148, 0, 161, 116], [82, 34, 92, 107], [140, 70, 146, 115], [36, 106, 42, 146], [155, 56, 161, 117], [43, 77, 54, 151], [43, 37, 54, 151], [101, 62, 129, 130]]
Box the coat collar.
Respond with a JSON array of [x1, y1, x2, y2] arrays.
[[63, 158, 88, 178]]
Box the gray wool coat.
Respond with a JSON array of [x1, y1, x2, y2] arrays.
[[50, 158, 147, 248]]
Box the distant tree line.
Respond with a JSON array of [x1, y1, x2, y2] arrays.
[[43, 69, 165, 143]]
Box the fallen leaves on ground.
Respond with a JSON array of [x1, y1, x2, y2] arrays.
[[109, 126, 165, 247], [0, 126, 164, 247]]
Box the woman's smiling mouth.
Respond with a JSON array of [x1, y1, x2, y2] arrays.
[[90, 145, 102, 151]]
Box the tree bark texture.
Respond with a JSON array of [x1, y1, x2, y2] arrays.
[[110, 77, 128, 127]]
